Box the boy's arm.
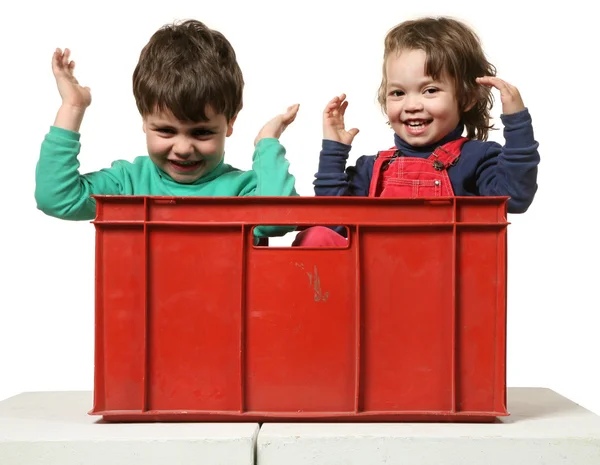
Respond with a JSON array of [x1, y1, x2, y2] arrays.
[[475, 109, 540, 213], [244, 138, 297, 198], [50, 48, 91, 133], [35, 48, 123, 221], [242, 104, 300, 238], [35, 126, 124, 220]]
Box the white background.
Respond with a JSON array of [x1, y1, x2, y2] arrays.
[[1, 0, 598, 416]]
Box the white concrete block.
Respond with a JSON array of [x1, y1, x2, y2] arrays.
[[0, 391, 259, 465], [257, 387, 600, 465]]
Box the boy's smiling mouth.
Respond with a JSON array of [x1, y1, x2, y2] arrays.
[[168, 159, 205, 173]]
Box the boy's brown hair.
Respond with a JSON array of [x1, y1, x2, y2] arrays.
[[378, 16, 496, 141], [133, 19, 244, 122]]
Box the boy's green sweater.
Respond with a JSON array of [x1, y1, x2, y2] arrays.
[[35, 126, 298, 238]]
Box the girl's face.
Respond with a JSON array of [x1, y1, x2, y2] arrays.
[[384, 48, 461, 147]]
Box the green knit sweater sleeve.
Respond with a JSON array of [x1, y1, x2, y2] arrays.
[[34, 126, 127, 221], [241, 138, 298, 197], [242, 138, 299, 238]]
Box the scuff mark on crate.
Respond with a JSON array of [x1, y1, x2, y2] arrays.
[[295, 262, 329, 302]]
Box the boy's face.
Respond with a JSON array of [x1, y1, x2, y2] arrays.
[[143, 106, 236, 183], [384, 48, 461, 147]]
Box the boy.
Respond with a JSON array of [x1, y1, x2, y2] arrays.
[[35, 19, 299, 238]]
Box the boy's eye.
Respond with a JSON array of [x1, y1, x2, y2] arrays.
[[192, 129, 214, 137], [156, 128, 175, 134]]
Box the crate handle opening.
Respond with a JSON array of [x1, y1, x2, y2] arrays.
[[251, 225, 351, 249]]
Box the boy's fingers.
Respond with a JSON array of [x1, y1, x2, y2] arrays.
[[282, 113, 297, 125], [284, 103, 299, 122]]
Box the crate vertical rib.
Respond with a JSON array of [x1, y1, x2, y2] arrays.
[[353, 225, 362, 413], [142, 197, 150, 412], [239, 224, 247, 413], [450, 199, 458, 413], [93, 202, 105, 413], [495, 201, 508, 412]]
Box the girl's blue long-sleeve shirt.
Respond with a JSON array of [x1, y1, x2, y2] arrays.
[[314, 109, 540, 214]]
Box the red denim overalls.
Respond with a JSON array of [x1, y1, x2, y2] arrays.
[[368, 137, 468, 198], [292, 137, 470, 247]]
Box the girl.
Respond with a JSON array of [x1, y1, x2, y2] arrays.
[[294, 16, 539, 246]]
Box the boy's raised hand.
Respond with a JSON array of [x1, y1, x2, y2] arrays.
[[52, 48, 91, 109], [323, 93, 359, 145], [476, 76, 525, 115], [254, 104, 300, 146]]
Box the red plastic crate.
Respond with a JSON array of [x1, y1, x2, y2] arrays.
[[89, 195, 509, 422]]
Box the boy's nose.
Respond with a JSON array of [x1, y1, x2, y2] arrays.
[[173, 138, 194, 157]]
